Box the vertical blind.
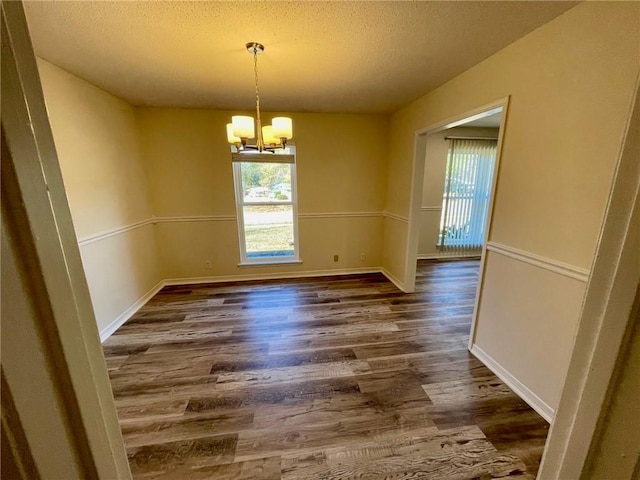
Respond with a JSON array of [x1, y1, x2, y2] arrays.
[[438, 138, 497, 252]]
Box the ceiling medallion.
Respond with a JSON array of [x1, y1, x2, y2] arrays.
[[226, 42, 293, 153]]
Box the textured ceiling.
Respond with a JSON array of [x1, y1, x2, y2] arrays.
[[24, 1, 578, 114]]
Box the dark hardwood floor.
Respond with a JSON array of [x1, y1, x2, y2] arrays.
[[103, 259, 549, 479]]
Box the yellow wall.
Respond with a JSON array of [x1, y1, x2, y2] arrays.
[[37, 61, 389, 331], [35, 2, 640, 416], [418, 126, 499, 257], [37, 59, 161, 333], [383, 1, 640, 412], [137, 108, 388, 279], [37, 60, 152, 236]]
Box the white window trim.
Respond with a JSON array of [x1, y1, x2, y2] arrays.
[[232, 154, 300, 265]]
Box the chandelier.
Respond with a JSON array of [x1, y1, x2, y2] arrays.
[[226, 42, 293, 153]]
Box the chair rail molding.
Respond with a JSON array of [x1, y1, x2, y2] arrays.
[[486, 241, 590, 283], [154, 212, 384, 223], [299, 212, 381, 219], [78, 212, 390, 248], [153, 215, 236, 224], [383, 211, 409, 223], [77, 218, 154, 246]]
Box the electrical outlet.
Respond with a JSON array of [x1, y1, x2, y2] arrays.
[[333, 254, 339, 262], [360, 252, 366, 261], [204, 260, 212, 269]]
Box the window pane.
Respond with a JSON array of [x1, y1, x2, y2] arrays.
[[240, 162, 292, 202], [439, 139, 496, 249], [243, 205, 294, 258]]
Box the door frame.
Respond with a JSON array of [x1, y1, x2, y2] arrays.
[[537, 75, 640, 479], [2, 2, 131, 478], [403, 97, 509, 352]]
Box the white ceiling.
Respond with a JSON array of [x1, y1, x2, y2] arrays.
[[24, 1, 578, 114]]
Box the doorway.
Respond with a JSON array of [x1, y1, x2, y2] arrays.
[[416, 111, 502, 261], [404, 99, 508, 293], [403, 99, 509, 359]]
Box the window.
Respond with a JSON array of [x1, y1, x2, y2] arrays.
[[232, 149, 299, 264], [438, 138, 497, 251]]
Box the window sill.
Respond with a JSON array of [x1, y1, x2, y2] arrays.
[[237, 259, 303, 267]]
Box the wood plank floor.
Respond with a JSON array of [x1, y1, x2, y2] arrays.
[[103, 259, 549, 479]]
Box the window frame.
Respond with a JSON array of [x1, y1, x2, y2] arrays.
[[232, 150, 301, 265]]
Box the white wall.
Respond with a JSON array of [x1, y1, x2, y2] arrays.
[[418, 126, 498, 257], [382, 1, 640, 414], [37, 59, 161, 334]]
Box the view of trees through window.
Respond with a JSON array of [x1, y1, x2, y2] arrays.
[[241, 162, 291, 201], [237, 161, 297, 259]]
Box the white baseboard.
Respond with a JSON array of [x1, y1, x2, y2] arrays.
[[163, 267, 382, 286], [470, 343, 555, 423], [99, 280, 165, 342], [380, 268, 406, 292], [100, 268, 385, 341], [100, 267, 413, 342]]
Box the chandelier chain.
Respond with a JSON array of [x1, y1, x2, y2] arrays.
[[228, 42, 291, 153], [253, 47, 263, 148]]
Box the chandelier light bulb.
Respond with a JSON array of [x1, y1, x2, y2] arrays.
[[232, 115, 255, 139], [226, 123, 241, 144], [262, 125, 279, 145], [272, 117, 293, 140]]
